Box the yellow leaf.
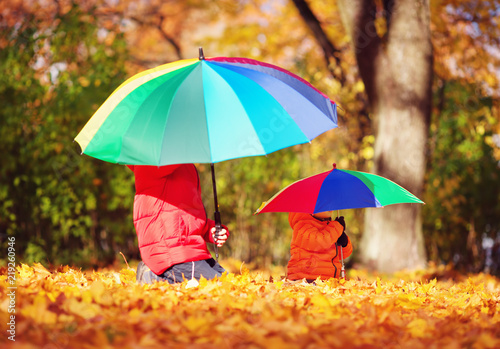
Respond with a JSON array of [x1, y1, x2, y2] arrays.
[[375, 277, 382, 294], [406, 318, 429, 338], [17, 263, 34, 279], [310, 293, 331, 308], [90, 280, 105, 300], [65, 298, 101, 319], [417, 278, 437, 294], [20, 294, 57, 324], [129, 308, 142, 318], [32, 262, 51, 276], [183, 315, 208, 332], [45, 291, 57, 303], [396, 293, 424, 309]]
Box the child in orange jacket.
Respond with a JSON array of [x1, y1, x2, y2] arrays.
[[286, 211, 353, 281]]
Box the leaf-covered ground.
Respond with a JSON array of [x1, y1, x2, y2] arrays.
[[1, 262, 499, 349]]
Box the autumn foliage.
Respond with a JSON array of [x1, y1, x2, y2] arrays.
[[1, 262, 499, 348]]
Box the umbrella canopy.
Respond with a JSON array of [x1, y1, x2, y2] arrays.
[[255, 163, 424, 214], [75, 49, 338, 166]]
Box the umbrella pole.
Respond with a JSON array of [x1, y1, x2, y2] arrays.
[[337, 209, 345, 279], [340, 244, 345, 279], [211, 163, 222, 261]]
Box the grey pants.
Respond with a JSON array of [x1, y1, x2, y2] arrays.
[[137, 258, 225, 285]]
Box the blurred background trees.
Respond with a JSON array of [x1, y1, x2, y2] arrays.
[[1, 0, 499, 275], [0, 1, 134, 266]]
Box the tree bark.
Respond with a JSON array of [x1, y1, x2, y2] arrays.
[[337, 0, 432, 272]]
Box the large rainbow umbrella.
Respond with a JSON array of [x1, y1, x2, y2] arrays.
[[75, 48, 338, 256], [75, 49, 337, 166], [255, 164, 424, 214]]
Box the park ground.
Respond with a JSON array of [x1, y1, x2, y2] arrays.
[[1, 260, 499, 348]]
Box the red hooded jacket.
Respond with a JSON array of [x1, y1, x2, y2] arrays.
[[128, 164, 217, 275]]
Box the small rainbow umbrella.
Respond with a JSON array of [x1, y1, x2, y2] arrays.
[[75, 48, 338, 258], [255, 164, 424, 215], [255, 163, 424, 277]]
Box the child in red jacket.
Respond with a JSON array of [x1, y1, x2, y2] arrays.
[[129, 164, 229, 284], [287, 211, 352, 281]]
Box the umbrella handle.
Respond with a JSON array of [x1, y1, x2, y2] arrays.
[[336, 210, 345, 279], [211, 163, 221, 262], [340, 243, 345, 279], [213, 215, 220, 262]]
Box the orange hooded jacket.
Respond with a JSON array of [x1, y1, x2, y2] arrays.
[[287, 212, 353, 281]]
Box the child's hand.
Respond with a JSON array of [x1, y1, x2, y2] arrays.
[[211, 227, 228, 247], [337, 232, 348, 248], [335, 216, 346, 231]]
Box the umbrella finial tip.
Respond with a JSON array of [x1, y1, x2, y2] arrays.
[[199, 47, 205, 60], [332, 163, 336, 169]]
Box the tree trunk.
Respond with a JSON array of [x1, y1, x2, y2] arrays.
[[337, 0, 432, 272]]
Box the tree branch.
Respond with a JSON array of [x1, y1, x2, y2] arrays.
[[382, 0, 395, 30], [158, 15, 183, 60], [93, 6, 184, 61], [291, 0, 345, 83], [337, 0, 381, 106], [130, 15, 183, 60]]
